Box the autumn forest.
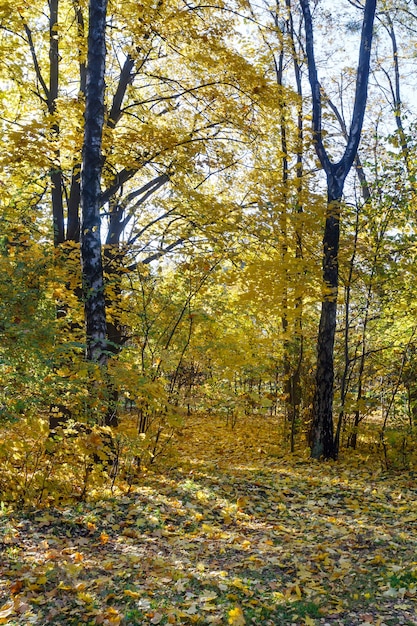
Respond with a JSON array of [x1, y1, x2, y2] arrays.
[[1, 0, 417, 624]]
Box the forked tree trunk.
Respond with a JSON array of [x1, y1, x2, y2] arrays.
[[300, 0, 377, 459], [80, 0, 108, 365]]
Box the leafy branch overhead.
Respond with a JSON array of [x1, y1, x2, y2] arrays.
[[1, 0, 417, 622]]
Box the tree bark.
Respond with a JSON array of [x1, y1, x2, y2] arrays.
[[80, 0, 108, 364], [300, 0, 376, 459]]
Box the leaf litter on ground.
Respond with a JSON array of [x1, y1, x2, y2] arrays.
[[1, 414, 417, 625]]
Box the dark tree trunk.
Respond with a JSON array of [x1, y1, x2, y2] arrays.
[[300, 0, 376, 459], [49, 0, 65, 246], [80, 0, 108, 365], [310, 179, 343, 459]]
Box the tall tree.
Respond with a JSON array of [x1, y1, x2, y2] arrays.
[[80, 0, 108, 365], [300, 0, 377, 459]]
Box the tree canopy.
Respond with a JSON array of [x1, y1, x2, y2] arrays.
[[1, 0, 417, 487]]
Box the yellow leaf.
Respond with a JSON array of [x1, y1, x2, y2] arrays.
[[77, 592, 94, 604], [236, 496, 248, 509], [58, 582, 72, 591], [202, 523, 214, 533], [0, 600, 14, 622], [53, 287, 66, 299], [228, 606, 245, 625], [231, 578, 246, 591], [103, 607, 122, 625], [123, 589, 141, 599], [370, 554, 385, 565]]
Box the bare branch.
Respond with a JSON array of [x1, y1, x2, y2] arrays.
[[20, 19, 49, 101]]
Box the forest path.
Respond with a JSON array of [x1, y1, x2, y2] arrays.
[[1, 414, 417, 625]]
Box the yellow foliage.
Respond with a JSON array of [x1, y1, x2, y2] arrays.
[[228, 606, 246, 625]]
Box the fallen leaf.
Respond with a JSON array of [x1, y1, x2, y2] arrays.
[[228, 606, 245, 625], [0, 600, 14, 623]]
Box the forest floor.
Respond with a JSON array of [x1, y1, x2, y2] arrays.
[[1, 414, 417, 625]]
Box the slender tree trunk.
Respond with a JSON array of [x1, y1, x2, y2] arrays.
[[300, 0, 376, 459], [80, 0, 108, 365], [66, 1, 87, 243], [275, 39, 293, 440], [271, 0, 304, 449], [49, 0, 65, 246], [381, 13, 410, 171], [288, 0, 304, 443]]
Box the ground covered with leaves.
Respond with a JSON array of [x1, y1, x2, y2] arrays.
[[1, 415, 417, 625]]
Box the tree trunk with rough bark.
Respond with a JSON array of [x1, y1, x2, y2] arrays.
[[300, 0, 377, 459], [80, 0, 108, 365]]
